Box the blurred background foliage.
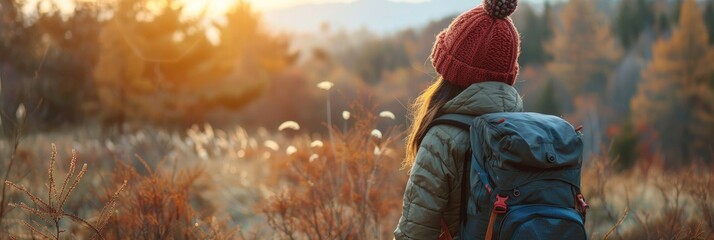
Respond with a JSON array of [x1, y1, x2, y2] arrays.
[[0, 0, 713, 177], [1, 0, 714, 167]]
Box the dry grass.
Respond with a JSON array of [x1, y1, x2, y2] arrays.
[[584, 150, 714, 240], [0, 107, 712, 239], [261, 103, 406, 239]]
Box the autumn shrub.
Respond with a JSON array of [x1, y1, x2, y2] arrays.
[[261, 103, 407, 239], [102, 156, 238, 240], [4, 144, 126, 239]]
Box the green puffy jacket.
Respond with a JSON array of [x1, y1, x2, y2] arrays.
[[394, 82, 523, 240]]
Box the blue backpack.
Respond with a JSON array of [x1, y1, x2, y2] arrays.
[[431, 112, 589, 240]]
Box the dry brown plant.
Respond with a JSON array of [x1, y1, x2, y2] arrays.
[[261, 102, 407, 239], [4, 143, 126, 239], [104, 155, 237, 239]]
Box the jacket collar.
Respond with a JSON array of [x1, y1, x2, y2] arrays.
[[441, 81, 523, 116]]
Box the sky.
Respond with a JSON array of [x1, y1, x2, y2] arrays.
[[242, 0, 557, 11], [27, 0, 565, 34], [29, 0, 560, 18]]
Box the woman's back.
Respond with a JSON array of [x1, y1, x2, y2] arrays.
[[395, 82, 523, 239]]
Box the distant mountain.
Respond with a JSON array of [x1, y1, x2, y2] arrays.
[[262, 0, 471, 34], [262, 0, 562, 34]]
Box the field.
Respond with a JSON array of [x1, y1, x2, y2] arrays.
[[1, 103, 712, 239]]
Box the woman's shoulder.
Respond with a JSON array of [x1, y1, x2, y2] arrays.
[[421, 124, 470, 148]]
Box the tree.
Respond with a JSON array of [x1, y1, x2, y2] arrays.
[[93, 0, 292, 127], [631, 0, 714, 164], [34, 3, 102, 125], [1, 0, 101, 130], [534, 78, 561, 116], [518, 3, 550, 66], [546, 0, 621, 96], [610, 118, 639, 170], [613, 0, 654, 49], [542, 1, 554, 40], [705, 0, 714, 44]]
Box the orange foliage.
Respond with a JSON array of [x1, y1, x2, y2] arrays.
[[104, 157, 237, 239], [630, 0, 714, 163], [546, 0, 621, 96]]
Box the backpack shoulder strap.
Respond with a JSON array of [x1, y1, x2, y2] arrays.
[[429, 113, 473, 131], [431, 113, 494, 195], [429, 113, 475, 225]]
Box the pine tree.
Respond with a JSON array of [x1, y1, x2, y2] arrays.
[[631, 0, 714, 164], [705, 0, 714, 44], [519, 3, 545, 66], [534, 79, 561, 116], [546, 0, 621, 96], [613, 0, 655, 49], [542, 1, 554, 40]]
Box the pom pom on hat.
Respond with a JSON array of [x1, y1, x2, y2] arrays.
[[483, 0, 518, 19]]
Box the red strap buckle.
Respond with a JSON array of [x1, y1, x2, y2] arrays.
[[494, 195, 509, 214], [577, 193, 589, 215]]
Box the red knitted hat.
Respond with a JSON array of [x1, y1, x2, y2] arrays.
[[431, 0, 521, 87]]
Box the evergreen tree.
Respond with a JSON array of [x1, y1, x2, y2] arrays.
[[542, 1, 554, 40], [705, 0, 714, 44], [1, 0, 101, 129], [610, 118, 639, 170], [613, 0, 654, 49], [519, 4, 546, 66], [631, 0, 714, 164], [534, 79, 561, 116]]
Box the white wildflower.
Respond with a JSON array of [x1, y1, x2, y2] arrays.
[[342, 111, 350, 120], [286, 145, 297, 155], [197, 146, 208, 160], [203, 124, 215, 140], [310, 140, 324, 148], [309, 154, 319, 162], [104, 139, 116, 152], [371, 129, 383, 139], [263, 140, 279, 151], [374, 146, 382, 156], [379, 111, 396, 120], [317, 81, 334, 90], [278, 121, 300, 131], [16, 103, 26, 121]]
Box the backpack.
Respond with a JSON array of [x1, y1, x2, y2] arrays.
[[431, 112, 589, 240]]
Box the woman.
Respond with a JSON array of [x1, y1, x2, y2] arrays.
[[395, 0, 522, 239]]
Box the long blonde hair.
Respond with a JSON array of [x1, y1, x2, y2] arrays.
[[404, 77, 465, 168]]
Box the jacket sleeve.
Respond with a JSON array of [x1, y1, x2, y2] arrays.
[[395, 127, 458, 240]]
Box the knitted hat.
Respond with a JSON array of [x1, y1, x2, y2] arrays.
[[431, 0, 521, 87]]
